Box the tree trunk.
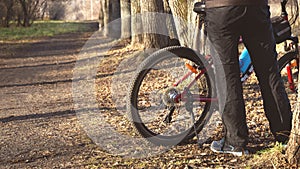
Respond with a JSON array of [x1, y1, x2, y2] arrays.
[[19, 0, 40, 27], [168, 0, 198, 47], [19, 0, 29, 27], [163, 0, 180, 46], [168, 0, 188, 46], [120, 0, 131, 39], [40, 0, 47, 20], [140, 0, 169, 48], [286, 0, 300, 159], [102, 0, 109, 35], [186, 0, 198, 47], [131, 0, 143, 45], [102, 0, 121, 38], [99, 0, 104, 29], [287, 70, 300, 165], [4, 0, 14, 27], [110, 0, 121, 38], [110, 0, 121, 21]]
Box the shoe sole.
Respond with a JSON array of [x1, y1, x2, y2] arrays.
[[210, 146, 249, 156]]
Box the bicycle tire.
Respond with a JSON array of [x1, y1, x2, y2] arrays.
[[127, 46, 215, 146], [278, 51, 299, 107]]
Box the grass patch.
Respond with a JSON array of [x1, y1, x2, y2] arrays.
[[247, 142, 292, 168], [0, 20, 98, 41]]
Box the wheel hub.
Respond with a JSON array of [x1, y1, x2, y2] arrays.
[[162, 88, 179, 106]]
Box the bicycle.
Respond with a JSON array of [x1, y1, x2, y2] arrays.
[[127, 0, 299, 146]]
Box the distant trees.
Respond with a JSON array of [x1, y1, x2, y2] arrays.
[[0, 0, 15, 27], [48, 1, 66, 20], [0, 0, 70, 27], [0, 0, 45, 27], [18, 0, 42, 27]]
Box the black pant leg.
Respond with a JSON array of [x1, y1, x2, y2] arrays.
[[206, 6, 249, 147], [242, 5, 292, 142]]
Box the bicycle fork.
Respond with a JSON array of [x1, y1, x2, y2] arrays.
[[286, 57, 299, 92], [286, 63, 296, 92]]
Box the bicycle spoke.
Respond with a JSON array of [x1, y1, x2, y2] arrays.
[[128, 46, 214, 145], [136, 57, 208, 136]]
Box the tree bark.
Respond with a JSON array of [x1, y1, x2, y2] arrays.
[[186, 0, 198, 47], [168, 0, 199, 47], [287, 70, 300, 165], [168, 0, 188, 46], [140, 0, 169, 48], [102, 0, 109, 35], [131, 0, 143, 45], [163, 0, 180, 46], [99, 0, 104, 29], [102, 0, 121, 38], [110, 0, 121, 22], [120, 0, 131, 39], [286, 0, 300, 159]]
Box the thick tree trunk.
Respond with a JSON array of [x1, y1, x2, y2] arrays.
[[186, 0, 198, 47], [140, 0, 169, 48], [287, 0, 300, 156], [163, 0, 180, 46], [131, 0, 143, 45], [110, 0, 121, 21], [120, 0, 131, 39], [168, 0, 188, 46], [287, 70, 300, 165], [168, 0, 198, 47], [286, 1, 300, 159], [102, 0, 121, 38]]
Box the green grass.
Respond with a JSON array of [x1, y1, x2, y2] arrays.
[[0, 20, 97, 41], [247, 142, 289, 168], [257, 142, 286, 154]]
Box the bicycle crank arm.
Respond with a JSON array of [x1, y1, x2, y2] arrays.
[[163, 106, 175, 124]]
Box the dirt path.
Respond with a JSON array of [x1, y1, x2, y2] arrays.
[[0, 32, 103, 168]]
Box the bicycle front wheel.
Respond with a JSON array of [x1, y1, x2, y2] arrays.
[[278, 51, 299, 107], [127, 46, 215, 146]]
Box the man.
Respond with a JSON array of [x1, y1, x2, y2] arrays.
[[205, 0, 293, 156]]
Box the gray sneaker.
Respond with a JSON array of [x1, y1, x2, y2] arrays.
[[210, 138, 249, 156]]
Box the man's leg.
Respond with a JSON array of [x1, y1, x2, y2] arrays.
[[242, 5, 292, 142], [206, 6, 249, 147]]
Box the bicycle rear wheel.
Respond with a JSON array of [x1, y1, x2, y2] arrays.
[[127, 46, 215, 146], [278, 51, 299, 108]]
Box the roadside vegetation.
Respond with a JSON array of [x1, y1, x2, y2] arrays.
[[0, 21, 97, 41]]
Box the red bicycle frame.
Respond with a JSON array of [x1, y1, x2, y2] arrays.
[[172, 62, 217, 103]]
